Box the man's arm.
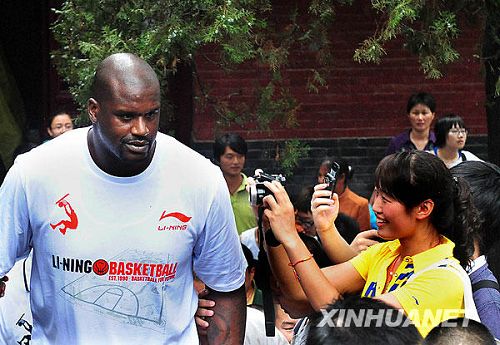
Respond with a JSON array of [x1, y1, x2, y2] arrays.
[[203, 284, 246, 345]]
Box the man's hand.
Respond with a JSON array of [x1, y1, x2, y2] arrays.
[[0, 276, 9, 298], [195, 288, 215, 336]]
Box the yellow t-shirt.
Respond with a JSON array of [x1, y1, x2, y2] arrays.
[[350, 236, 465, 337], [230, 174, 257, 234]]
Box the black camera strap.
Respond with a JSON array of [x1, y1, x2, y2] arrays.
[[257, 206, 276, 337]]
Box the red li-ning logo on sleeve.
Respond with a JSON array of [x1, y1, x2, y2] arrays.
[[50, 194, 79, 235], [157, 211, 191, 231]]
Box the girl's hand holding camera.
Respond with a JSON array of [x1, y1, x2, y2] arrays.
[[311, 183, 339, 236]]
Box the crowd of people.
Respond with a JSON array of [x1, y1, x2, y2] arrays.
[[0, 54, 498, 345]]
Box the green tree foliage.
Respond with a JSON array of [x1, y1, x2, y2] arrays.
[[51, 0, 500, 168]]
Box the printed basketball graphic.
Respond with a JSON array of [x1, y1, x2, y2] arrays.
[[93, 259, 109, 275]]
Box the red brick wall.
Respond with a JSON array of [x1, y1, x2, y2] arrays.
[[193, 1, 486, 142]]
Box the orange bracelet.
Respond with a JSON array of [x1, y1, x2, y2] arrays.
[[288, 254, 314, 281]]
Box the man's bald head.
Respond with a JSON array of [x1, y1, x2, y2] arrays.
[[90, 53, 160, 103]]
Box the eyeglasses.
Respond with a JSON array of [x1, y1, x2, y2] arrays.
[[449, 129, 468, 135], [295, 216, 314, 229]]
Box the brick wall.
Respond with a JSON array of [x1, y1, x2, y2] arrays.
[[192, 135, 488, 200], [192, 1, 487, 142]]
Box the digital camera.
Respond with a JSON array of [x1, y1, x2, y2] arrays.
[[249, 170, 286, 206], [323, 161, 340, 198]]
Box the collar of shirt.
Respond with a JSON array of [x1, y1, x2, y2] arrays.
[[467, 255, 487, 275], [236, 173, 249, 194], [385, 235, 455, 272]]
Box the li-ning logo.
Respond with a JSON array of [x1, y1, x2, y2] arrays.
[[50, 194, 78, 235], [157, 211, 191, 231], [52, 255, 178, 283]]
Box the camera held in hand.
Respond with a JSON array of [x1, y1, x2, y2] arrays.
[[249, 170, 286, 206], [323, 161, 341, 199]]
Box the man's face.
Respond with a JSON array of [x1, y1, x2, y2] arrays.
[[295, 210, 316, 237], [89, 81, 160, 166], [274, 303, 298, 343], [219, 146, 245, 178]]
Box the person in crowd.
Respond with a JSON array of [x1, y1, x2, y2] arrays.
[[241, 185, 379, 263], [385, 92, 436, 155], [46, 111, 74, 139], [214, 133, 257, 234], [47, 111, 74, 139], [305, 295, 422, 345], [0, 53, 246, 344], [316, 159, 372, 231], [243, 244, 263, 308], [262, 151, 479, 337], [430, 114, 482, 168], [274, 303, 298, 343], [423, 318, 496, 345], [451, 161, 500, 340]]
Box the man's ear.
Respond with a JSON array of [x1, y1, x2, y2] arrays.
[[415, 199, 434, 220], [88, 98, 99, 124]]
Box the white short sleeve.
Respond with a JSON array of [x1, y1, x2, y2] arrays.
[[193, 172, 246, 292]]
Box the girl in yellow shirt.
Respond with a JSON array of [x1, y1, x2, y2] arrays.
[[262, 151, 478, 337]]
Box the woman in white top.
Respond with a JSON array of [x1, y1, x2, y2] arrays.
[[430, 114, 482, 168]]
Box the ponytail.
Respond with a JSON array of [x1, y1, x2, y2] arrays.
[[447, 176, 481, 269]]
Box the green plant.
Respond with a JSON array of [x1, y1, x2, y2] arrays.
[[51, 0, 500, 170]]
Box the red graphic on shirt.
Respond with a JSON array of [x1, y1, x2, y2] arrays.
[[50, 194, 78, 235], [159, 211, 192, 223], [93, 259, 109, 275]]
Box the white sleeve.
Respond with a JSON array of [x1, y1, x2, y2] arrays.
[[0, 162, 32, 276], [463, 151, 482, 162], [193, 172, 247, 292]]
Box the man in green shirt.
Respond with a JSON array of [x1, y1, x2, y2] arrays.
[[214, 133, 257, 234]]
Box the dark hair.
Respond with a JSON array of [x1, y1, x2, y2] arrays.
[[423, 318, 496, 345], [46, 111, 73, 129], [213, 133, 248, 161], [242, 243, 257, 270], [451, 161, 500, 279], [306, 296, 422, 345], [335, 213, 361, 244], [375, 151, 479, 268], [320, 158, 353, 183], [406, 92, 436, 113], [294, 186, 314, 213], [298, 233, 332, 268], [434, 114, 467, 148]]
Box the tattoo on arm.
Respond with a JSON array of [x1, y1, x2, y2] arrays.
[[206, 284, 246, 345]]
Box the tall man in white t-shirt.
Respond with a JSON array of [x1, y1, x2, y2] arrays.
[[0, 53, 247, 345]]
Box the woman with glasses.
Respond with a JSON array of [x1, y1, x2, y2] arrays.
[[430, 114, 482, 169]]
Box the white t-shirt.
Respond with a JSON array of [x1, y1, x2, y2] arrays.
[[0, 128, 246, 345], [428, 149, 482, 169], [240, 227, 259, 261], [244, 307, 289, 345], [0, 254, 32, 345]]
